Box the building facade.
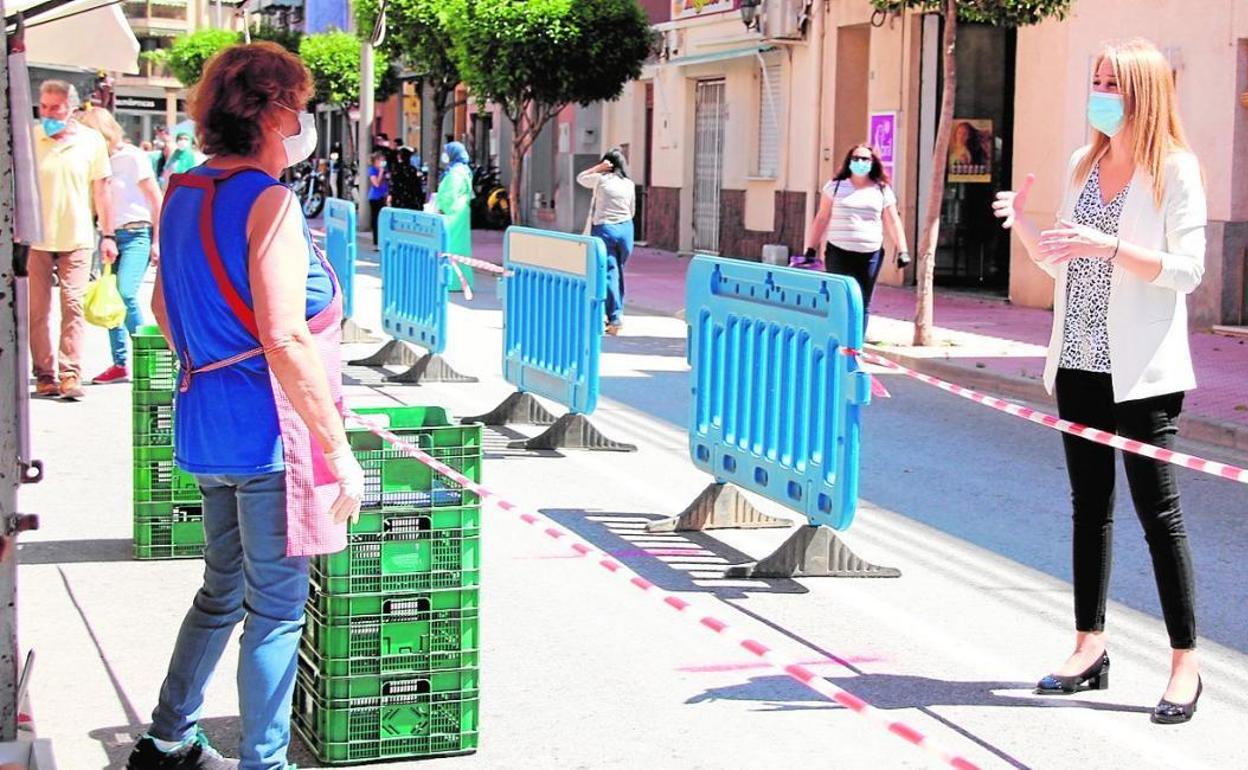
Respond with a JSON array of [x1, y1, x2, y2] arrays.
[[600, 0, 1248, 329]]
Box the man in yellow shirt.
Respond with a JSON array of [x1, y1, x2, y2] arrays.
[[29, 80, 116, 400]]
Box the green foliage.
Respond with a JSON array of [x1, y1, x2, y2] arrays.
[[445, 0, 653, 126], [166, 29, 241, 86], [356, 0, 459, 88], [299, 31, 391, 107], [870, 0, 1072, 26], [251, 22, 303, 54]]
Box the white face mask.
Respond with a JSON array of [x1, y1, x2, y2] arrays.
[[275, 108, 317, 168]]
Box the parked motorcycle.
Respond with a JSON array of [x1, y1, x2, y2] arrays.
[[470, 163, 510, 229]]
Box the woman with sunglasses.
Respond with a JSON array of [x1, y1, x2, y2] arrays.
[[799, 144, 909, 330]]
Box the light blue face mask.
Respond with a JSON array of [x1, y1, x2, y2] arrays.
[[41, 117, 66, 137], [849, 158, 873, 177], [1087, 92, 1125, 137]]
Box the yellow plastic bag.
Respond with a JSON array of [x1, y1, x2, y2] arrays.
[[84, 263, 126, 329]]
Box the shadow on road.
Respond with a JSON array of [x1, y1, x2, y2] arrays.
[[19, 539, 132, 565], [685, 672, 1152, 716], [540, 508, 807, 600]]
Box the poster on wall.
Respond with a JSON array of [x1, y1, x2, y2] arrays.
[[947, 118, 994, 183], [868, 112, 897, 181], [671, 0, 737, 20]]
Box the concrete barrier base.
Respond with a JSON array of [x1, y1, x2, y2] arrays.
[[724, 525, 902, 579], [646, 483, 793, 533]]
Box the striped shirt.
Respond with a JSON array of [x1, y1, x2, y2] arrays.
[[822, 179, 896, 253]]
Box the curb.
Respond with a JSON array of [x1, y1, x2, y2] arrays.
[[865, 345, 1248, 455]]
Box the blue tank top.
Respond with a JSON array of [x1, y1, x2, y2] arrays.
[[160, 167, 334, 475]]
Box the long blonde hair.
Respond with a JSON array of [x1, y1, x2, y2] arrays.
[[1074, 39, 1191, 206], [76, 104, 125, 149]]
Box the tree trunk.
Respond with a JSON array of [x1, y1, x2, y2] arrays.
[[509, 106, 528, 225], [913, 0, 957, 347], [429, 85, 450, 195]]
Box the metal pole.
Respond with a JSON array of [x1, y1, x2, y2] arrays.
[[0, 20, 22, 740], [357, 41, 374, 228]]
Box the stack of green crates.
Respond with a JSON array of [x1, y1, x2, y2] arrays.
[[294, 405, 482, 764], [131, 325, 205, 559]]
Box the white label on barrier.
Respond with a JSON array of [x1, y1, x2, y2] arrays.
[[508, 231, 591, 276]]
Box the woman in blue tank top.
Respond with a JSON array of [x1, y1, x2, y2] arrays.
[[127, 43, 364, 770]]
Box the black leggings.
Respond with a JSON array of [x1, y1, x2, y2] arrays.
[[369, 199, 385, 247], [1054, 368, 1196, 649], [824, 243, 884, 319]]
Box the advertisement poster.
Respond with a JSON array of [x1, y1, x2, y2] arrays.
[[947, 118, 994, 183], [868, 112, 897, 180], [672, 0, 737, 20]]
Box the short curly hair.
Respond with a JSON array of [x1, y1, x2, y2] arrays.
[[188, 42, 312, 158]]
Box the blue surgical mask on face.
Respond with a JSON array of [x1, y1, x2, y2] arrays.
[[41, 118, 66, 136], [1087, 92, 1125, 137], [849, 159, 873, 177]]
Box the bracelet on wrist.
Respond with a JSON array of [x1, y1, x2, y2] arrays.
[[1110, 237, 1120, 261]]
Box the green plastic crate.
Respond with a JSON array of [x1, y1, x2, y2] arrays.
[[134, 506, 205, 559], [303, 588, 479, 678], [296, 662, 476, 702], [132, 401, 175, 448], [133, 445, 201, 504], [293, 673, 477, 764], [310, 506, 480, 596], [347, 407, 482, 509], [132, 324, 168, 350]]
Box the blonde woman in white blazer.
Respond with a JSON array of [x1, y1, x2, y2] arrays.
[[994, 39, 1205, 725]]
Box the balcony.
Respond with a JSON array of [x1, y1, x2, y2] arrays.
[[124, 0, 189, 34], [116, 57, 180, 88]]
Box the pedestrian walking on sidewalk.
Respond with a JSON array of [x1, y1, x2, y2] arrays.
[[366, 150, 390, 247], [800, 144, 909, 335], [577, 148, 635, 336], [128, 42, 364, 770], [434, 141, 475, 292], [76, 105, 164, 384], [160, 131, 200, 187], [390, 145, 424, 210], [28, 79, 117, 401], [994, 38, 1206, 725]]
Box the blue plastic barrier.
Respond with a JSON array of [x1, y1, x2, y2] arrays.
[[685, 256, 871, 530], [379, 207, 451, 355], [323, 198, 357, 319], [501, 226, 607, 415]]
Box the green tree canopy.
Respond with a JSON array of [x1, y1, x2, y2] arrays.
[[872, 0, 1071, 25], [164, 29, 240, 86], [251, 22, 303, 54], [299, 31, 392, 107], [445, 0, 652, 219]]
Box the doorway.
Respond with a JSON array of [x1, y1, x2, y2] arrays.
[[693, 79, 726, 253], [919, 19, 1017, 292]]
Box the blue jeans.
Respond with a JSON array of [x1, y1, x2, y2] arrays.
[[150, 471, 308, 770], [592, 221, 634, 325], [110, 227, 152, 366]]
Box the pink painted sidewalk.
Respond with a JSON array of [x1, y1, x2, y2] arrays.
[[470, 230, 1248, 449]]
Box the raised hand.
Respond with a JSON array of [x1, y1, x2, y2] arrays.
[[993, 173, 1035, 230]]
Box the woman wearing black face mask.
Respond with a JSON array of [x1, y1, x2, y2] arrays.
[[135, 42, 362, 770], [577, 148, 635, 335]]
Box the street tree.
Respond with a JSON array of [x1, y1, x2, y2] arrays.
[[356, 0, 465, 187], [300, 31, 388, 107], [158, 29, 239, 86], [871, 0, 1072, 346], [445, 0, 653, 222]]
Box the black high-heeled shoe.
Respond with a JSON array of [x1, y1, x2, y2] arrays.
[[1035, 652, 1110, 694], [1152, 676, 1202, 725]]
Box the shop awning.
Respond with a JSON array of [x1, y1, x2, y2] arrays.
[[9, 0, 141, 74], [666, 44, 774, 68]]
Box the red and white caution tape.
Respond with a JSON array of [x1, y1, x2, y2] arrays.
[[854, 350, 1248, 485], [344, 409, 984, 770], [444, 252, 507, 275]]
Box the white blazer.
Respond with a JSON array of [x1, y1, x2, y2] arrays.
[[1038, 146, 1207, 403]]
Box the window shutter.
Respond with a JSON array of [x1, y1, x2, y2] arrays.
[[756, 61, 783, 178]]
